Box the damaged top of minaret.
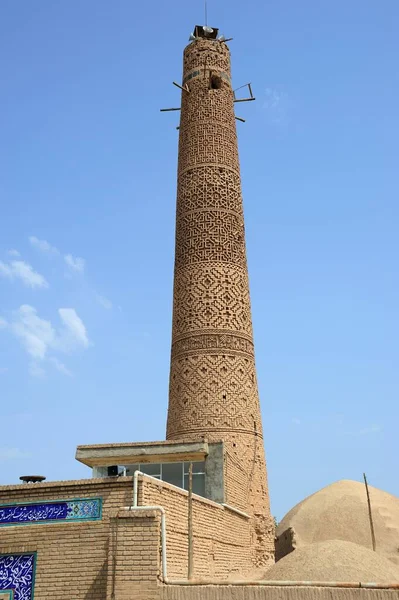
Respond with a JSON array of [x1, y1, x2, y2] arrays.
[[192, 25, 219, 40]]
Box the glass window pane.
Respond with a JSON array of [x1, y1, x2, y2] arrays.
[[161, 462, 183, 488], [184, 461, 205, 474], [184, 473, 206, 498], [125, 464, 140, 476], [192, 474, 205, 497], [140, 463, 161, 477]]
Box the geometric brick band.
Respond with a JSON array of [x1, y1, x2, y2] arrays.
[[167, 426, 264, 439], [183, 68, 231, 86], [179, 163, 240, 179], [172, 332, 254, 358]]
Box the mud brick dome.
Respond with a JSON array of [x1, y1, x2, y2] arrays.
[[166, 33, 274, 565]]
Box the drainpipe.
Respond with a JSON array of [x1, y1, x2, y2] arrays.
[[122, 471, 168, 582]]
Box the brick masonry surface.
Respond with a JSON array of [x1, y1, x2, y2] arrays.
[[0, 478, 134, 599], [1, 478, 398, 600], [160, 588, 399, 600], [0, 474, 263, 597], [166, 36, 274, 567], [139, 474, 254, 579]]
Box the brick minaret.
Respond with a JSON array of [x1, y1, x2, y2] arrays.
[[166, 27, 274, 566]]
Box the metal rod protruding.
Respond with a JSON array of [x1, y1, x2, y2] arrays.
[[363, 473, 377, 551], [173, 81, 190, 93], [234, 98, 256, 103]]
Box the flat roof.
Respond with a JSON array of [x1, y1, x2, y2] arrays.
[[75, 439, 214, 467]]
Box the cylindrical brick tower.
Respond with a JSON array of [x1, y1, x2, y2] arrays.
[[166, 28, 274, 566]]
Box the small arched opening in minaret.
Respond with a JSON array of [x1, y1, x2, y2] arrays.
[[210, 73, 223, 90]]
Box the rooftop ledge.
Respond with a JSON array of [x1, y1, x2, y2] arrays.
[[75, 439, 211, 467]]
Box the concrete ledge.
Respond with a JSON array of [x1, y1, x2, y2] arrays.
[[76, 440, 209, 467]]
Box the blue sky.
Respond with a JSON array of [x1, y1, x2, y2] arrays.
[[0, 1, 397, 519]]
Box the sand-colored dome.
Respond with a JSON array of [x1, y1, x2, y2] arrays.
[[264, 539, 399, 582], [275, 479, 399, 566]]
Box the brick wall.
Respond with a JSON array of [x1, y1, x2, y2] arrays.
[[0, 478, 145, 599], [1, 478, 398, 600], [138, 474, 253, 580], [160, 587, 399, 600], [106, 508, 160, 600]]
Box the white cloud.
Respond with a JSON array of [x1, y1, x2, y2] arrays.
[[58, 308, 89, 348], [11, 305, 55, 359], [29, 236, 59, 255], [64, 254, 85, 273], [358, 424, 383, 435], [263, 87, 290, 125], [95, 294, 112, 310], [0, 260, 48, 289], [264, 88, 281, 110], [0, 261, 12, 277], [7, 249, 20, 257], [5, 305, 90, 377], [0, 447, 32, 460], [343, 424, 383, 436], [49, 357, 73, 377]]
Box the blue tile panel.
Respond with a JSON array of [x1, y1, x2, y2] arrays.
[[0, 497, 102, 526], [0, 553, 35, 600]]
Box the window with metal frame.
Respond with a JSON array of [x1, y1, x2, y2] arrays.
[[125, 461, 206, 497]]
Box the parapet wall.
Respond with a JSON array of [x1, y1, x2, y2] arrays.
[[160, 586, 399, 600], [139, 473, 253, 579]]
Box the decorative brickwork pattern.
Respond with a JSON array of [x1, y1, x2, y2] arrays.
[[167, 36, 274, 566]]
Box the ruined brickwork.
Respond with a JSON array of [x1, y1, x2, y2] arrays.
[[167, 36, 274, 565]]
